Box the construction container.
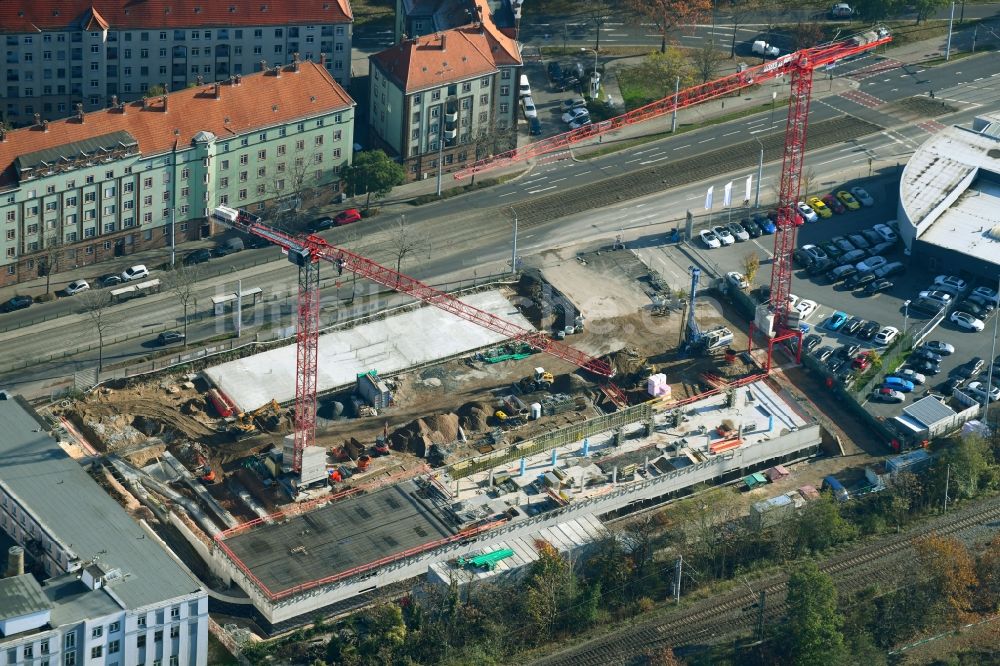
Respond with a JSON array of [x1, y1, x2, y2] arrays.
[[750, 493, 795, 529], [299, 446, 328, 486], [206, 388, 235, 417], [357, 370, 392, 409], [530, 403, 542, 420]]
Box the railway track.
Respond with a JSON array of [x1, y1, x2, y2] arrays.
[[533, 498, 1000, 666]]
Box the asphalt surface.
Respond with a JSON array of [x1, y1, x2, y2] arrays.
[[2, 51, 1000, 399]]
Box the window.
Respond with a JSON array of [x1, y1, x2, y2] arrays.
[[45, 201, 57, 211], [7, 649, 15, 662], [123, 182, 133, 193], [179, 205, 189, 215], [123, 200, 133, 210], [181, 168, 190, 180], [257, 167, 266, 178], [143, 177, 152, 188], [500, 86, 509, 96], [314, 135, 323, 146], [239, 171, 248, 183], [27, 223, 39, 234], [137, 616, 146, 628], [143, 196, 152, 206], [170, 625, 180, 638], [277, 144, 286, 156], [84, 227, 95, 237], [64, 634, 75, 649], [219, 177, 229, 188], [219, 194, 229, 205], [91, 646, 102, 658], [220, 159, 229, 170], [23, 645, 33, 659], [64, 652, 75, 666], [143, 212, 152, 223], [40, 640, 49, 655], [5, 248, 14, 259], [180, 187, 189, 197], [295, 139, 305, 151], [240, 155, 248, 166], [6, 230, 13, 239], [333, 148, 341, 159], [238, 189, 247, 200], [104, 205, 116, 215], [313, 153, 322, 164], [137, 635, 146, 648], [257, 149, 266, 160], [104, 222, 115, 233], [256, 184, 265, 195]]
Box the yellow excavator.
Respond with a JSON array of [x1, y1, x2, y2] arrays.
[[519, 367, 554, 392], [232, 399, 282, 435]]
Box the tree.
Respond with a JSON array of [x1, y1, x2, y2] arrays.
[[37, 234, 63, 296], [690, 40, 723, 84], [854, 0, 906, 22], [794, 495, 858, 554], [791, 21, 825, 50], [388, 215, 429, 285], [79, 290, 114, 373], [800, 167, 818, 199], [521, 541, 577, 641], [341, 150, 406, 213], [625, 0, 712, 53], [914, 535, 977, 622], [780, 561, 847, 666], [912, 0, 948, 23], [145, 84, 166, 98], [742, 252, 760, 286], [867, 349, 882, 368], [974, 534, 1000, 613], [166, 266, 200, 346], [721, 0, 762, 58], [470, 121, 517, 185], [631, 48, 690, 101], [262, 150, 326, 231], [935, 435, 992, 501], [579, 0, 614, 50]]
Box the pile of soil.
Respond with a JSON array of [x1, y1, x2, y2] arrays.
[[457, 401, 491, 432], [389, 412, 461, 458], [608, 347, 647, 377]]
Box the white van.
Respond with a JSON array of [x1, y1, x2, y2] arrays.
[[518, 74, 531, 97]]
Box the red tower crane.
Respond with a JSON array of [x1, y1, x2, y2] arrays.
[[455, 28, 890, 369], [219, 211, 614, 472]]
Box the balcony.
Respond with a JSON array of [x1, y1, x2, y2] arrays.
[[445, 111, 457, 123]]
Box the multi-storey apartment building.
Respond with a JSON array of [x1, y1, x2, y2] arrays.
[[0, 59, 355, 287], [0, 396, 209, 666], [369, 5, 521, 181], [394, 0, 517, 43], [0, 0, 354, 127]]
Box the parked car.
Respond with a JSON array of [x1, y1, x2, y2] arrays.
[[700, 229, 721, 249], [869, 240, 896, 257], [890, 369, 926, 385], [561, 97, 586, 111], [910, 359, 942, 375], [966, 293, 996, 313], [815, 345, 835, 362], [874, 325, 899, 346], [842, 317, 864, 336], [727, 221, 750, 241], [157, 331, 186, 346], [839, 249, 867, 265], [820, 240, 843, 259], [838, 342, 861, 359], [883, 376, 915, 393], [796, 299, 818, 319], [934, 275, 967, 292], [966, 381, 1000, 402], [959, 356, 985, 378], [726, 271, 749, 290], [863, 278, 893, 295], [872, 223, 897, 243], [943, 376, 966, 395], [212, 238, 245, 257], [801, 244, 828, 263], [856, 256, 887, 273], [845, 272, 876, 290], [874, 261, 906, 278], [822, 193, 846, 214], [753, 213, 776, 234], [529, 117, 543, 136], [858, 320, 880, 340], [562, 107, 590, 124], [99, 274, 122, 288], [870, 387, 904, 403], [919, 290, 953, 307], [951, 311, 985, 332], [521, 95, 538, 119], [796, 201, 819, 223], [827, 265, 858, 283], [851, 352, 872, 370], [837, 190, 861, 210], [861, 228, 883, 245], [807, 258, 834, 276], [826, 311, 849, 331], [806, 196, 832, 218], [741, 218, 762, 238], [912, 348, 943, 364], [851, 186, 875, 206], [971, 286, 1000, 305], [959, 300, 991, 318], [923, 340, 955, 355], [847, 233, 870, 250], [183, 249, 212, 265], [333, 209, 362, 226], [794, 249, 815, 268], [547, 61, 564, 81], [120, 264, 149, 282], [713, 225, 735, 246], [65, 279, 90, 295], [804, 334, 822, 352], [0, 295, 32, 313], [832, 236, 856, 254], [830, 3, 854, 18]]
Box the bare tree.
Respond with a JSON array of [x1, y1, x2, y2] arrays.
[[261, 151, 326, 231], [579, 0, 614, 50], [721, 0, 762, 58], [79, 290, 114, 373], [470, 121, 517, 185], [37, 234, 63, 296], [690, 40, 723, 84], [166, 266, 201, 346], [626, 0, 711, 53], [742, 252, 760, 287], [388, 216, 429, 286], [800, 167, 817, 200]]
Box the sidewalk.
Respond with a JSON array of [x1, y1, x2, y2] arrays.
[[0, 25, 986, 307]]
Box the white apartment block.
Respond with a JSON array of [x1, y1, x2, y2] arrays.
[[0, 397, 209, 666], [0, 0, 354, 127], [369, 13, 521, 181]]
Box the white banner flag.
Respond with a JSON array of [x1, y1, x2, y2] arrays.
[[705, 186, 714, 211], [723, 181, 733, 207], [745, 175, 753, 202]]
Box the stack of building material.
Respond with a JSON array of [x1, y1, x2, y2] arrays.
[[357, 371, 392, 409], [765, 464, 790, 482], [646, 373, 671, 397]]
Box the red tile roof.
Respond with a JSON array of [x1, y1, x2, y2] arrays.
[[0, 0, 352, 32], [0, 61, 354, 187], [372, 21, 520, 93]]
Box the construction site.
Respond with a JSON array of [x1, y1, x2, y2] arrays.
[[45, 29, 895, 634], [51, 235, 823, 632]]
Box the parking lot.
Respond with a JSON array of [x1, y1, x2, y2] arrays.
[[691, 176, 999, 420], [517, 55, 606, 141]]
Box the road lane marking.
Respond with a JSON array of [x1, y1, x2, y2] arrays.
[[550, 177, 567, 183], [528, 186, 557, 194], [640, 156, 672, 165], [698, 138, 714, 143], [672, 144, 692, 150]]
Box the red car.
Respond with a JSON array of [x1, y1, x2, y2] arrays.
[[822, 194, 846, 214], [333, 208, 362, 226], [852, 353, 871, 370]]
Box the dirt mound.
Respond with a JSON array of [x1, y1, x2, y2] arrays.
[[551, 373, 590, 394], [389, 412, 461, 458], [181, 398, 205, 415], [608, 347, 647, 377], [457, 401, 491, 433]]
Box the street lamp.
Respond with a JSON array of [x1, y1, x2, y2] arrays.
[[435, 98, 458, 197], [508, 206, 519, 275], [902, 299, 910, 337], [752, 133, 764, 209], [770, 91, 777, 126]]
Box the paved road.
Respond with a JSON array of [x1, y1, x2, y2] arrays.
[[3, 52, 999, 397]]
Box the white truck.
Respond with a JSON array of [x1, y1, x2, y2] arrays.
[[752, 40, 780, 58]]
